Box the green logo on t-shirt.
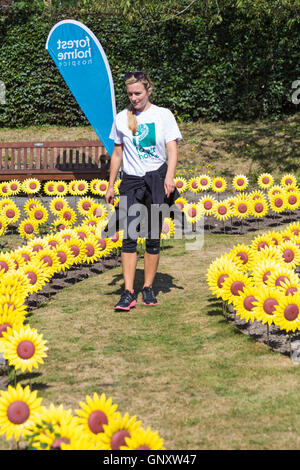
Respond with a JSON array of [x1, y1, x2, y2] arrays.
[[133, 123, 159, 160]]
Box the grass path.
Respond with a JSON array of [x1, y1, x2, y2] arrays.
[[2, 228, 300, 449]]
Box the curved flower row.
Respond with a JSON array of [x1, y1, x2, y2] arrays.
[[0, 217, 164, 449], [207, 222, 300, 334]]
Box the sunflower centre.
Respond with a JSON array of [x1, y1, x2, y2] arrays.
[[17, 340, 35, 359], [111, 429, 131, 450], [88, 410, 108, 434], [7, 400, 30, 424]]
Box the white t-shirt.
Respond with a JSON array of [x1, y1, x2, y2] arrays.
[[109, 104, 182, 177]]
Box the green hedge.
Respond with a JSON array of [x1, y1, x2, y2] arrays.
[[0, 3, 299, 126]]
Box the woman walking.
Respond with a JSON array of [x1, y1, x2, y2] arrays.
[[105, 71, 182, 311]]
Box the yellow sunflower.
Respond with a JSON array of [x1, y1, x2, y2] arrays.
[[20, 261, 50, 294], [232, 196, 252, 219], [0, 384, 43, 441], [277, 278, 300, 297], [29, 205, 48, 225], [22, 178, 41, 194], [221, 271, 254, 304], [43, 180, 57, 196], [72, 179, 89, 196], [34, 247, 61, 276], [280, 173, 298, 188], [266, 230, 283, 247], [82, 234, 103, 264], [211, 176, 227, 193], [228, 243, 255, 273], [94, 236, 114, 258], [49, 197, 69, 215], [14, 246, 35, 266], [99, 412, 142, 450], [253, 285, 282, 325], [74, 224, 90, 241], [52, 244, 75, 271], [174, 196, 188, 212], [89, 202, 108, 221], [64, 237, 87, 264], [21, 222, 36, 242], [0, 294, 27, 325], [184, 202, 204, 224], [250, 198, 269, 218], [206, 255, 243, 299], [0, 310, 24, 339], [267, 185, 284, 199], [266, 265, 300, 290], [273, 292, 300, 332], [174, 176, 187, 193], [250, 233, 272, 253], [250, 258, 283, 287], [2, 203, 21, 225], [8, 180, 21, 196], [0, 182, 11, 197], [121, 427, 165, 450], [60, 207, 77, 226], [53, 180, 69, 196], [197, 174, 211, 191], [23, 198, 42, 217], [278, 240, 300, 268], [232, 174, 249, 191], [29, 416, 84, 450], [213, 201, 231, 221], [0, 197, 14, 212], [74, 392, 119, 441], [96, 179, 109, 197], [231, 285, 259, 323], [160, 217, 175, 240], [0, 324, 48, 373], [77, 196, 96, 216], [110, 230, 124, 250], [187, 177, 201, 194], [27, 237, 49, 254], [0, 270, 30, 299], [269, 193, 286, 213], [89, 178, 101, 195], [257, 173, 274, 190], [0, 252, 15, 275], [285, 190, 300, 211]]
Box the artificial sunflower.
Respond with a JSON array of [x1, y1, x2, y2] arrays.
[[250, 233, 272, 253], [285, 222, 300, 238], [2, 203, 21, 225], [206, 254, 242, 299], [34, 247, 61, 276], [22, 178, 41, 194], [0, 384, 43, 441], [257, 173, 274, 190], [267, 185, 285, 199], [43, 180, 57, 196], [273, 292, 300, 332], [266, 230, 283, 247], [187, 177, 201, 194], [20, 261, 50, 294], [253, 285, 282, 326], [74, 224, 90, 241], [53, 180, 69, 196], [278, 240, 300, 269], [0, 197, 14, 212], [49, 197, 69, 215], [251, 258, 284, 286], [52, 244, 75, 271], [77, 197, 97, 216], [96, 179, 109, 197], [121, 427, 165, 450], [0, 252, 15, 275], [198, 196, 216, 216], [280, 173, 298, 188], [211, 176, 227, 193], [285, 190, 300, 211], [73, 179, 89, 196], [184, 202, 204, 224], [14, 246, 35, 266], [23, 198, 42, 217], [110, 230, 124, 250], [221, 271, 254, 304], [160, 217, 175, 240], [174, 176, 187, 193], [27, 237, 49, 254], [269, 193, 286, 214], [250, 198, 269, 219], [0, 324, 48, 373], [0, 270, 30, 299], [59, 207, 77, 226], [174, 196, 187, 212], [8, 180, 21, 195], [212, 201, 231, 221], [29, 205, 48, 225], [231, 285, 259, 323], [89, 202, 108, 221], [232, 196, 252, 220], [89, 178, 101, 195], [82, 234, 103, 264], [198, 174, 211, 191], [0, 294, 27, 325], [0, 182, 11, 197], [232, 174, 249, 191], [64, 237, 87, 264], [266, 265, 300, 290], [18, 219, 39, 240], [228, 243, 255, 273], [94, 236, 114, 258], [276, 278, 300, 297], [74, 392, 119, 441], [29, 416, 84, 450], [99, 412, 142, 450], [0, 310, 24, 339]]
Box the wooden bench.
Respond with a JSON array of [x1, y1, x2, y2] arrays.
[[0, 140, 110, 181]]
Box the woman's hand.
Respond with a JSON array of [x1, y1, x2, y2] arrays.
[[105, 187, 115, 205], [164, 174, 175, 199]]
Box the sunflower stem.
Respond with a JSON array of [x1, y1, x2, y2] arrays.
[[267, 323, 270, 346]]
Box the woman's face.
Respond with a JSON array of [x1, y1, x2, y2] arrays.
[[127, 81, 152, 112]]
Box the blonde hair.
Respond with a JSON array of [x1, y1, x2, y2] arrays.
[[125, 72, 154, 135]]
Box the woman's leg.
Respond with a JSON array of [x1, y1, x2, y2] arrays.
[[122, 251, 138, 291], [143, 251, 160, 288]]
